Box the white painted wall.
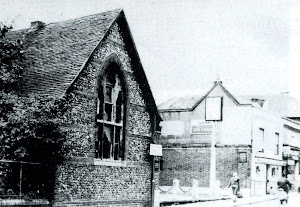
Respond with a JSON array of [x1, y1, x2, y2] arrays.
[[251, 108, 283, 161]]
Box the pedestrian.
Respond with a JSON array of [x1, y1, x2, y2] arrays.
[[228, 172, 240, 202], [277, 178, 292, 194]]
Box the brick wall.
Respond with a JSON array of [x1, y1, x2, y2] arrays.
[[160, 148, 211, 187], [53, 20, 154, 206], [216, 148, 251, 188], [160, 147, 251, 189]]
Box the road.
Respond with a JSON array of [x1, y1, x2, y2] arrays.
[[281, 193, 300, 207]]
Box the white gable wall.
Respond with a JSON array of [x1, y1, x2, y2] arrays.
[[192, 84, 252, 145]]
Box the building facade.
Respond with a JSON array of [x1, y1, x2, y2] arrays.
[[239, 93, 300, 191], [6, 9, 160, 206], [282, 118, 300, 191], [158, 81, 284, 196]]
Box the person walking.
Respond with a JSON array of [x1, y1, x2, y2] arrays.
[[278, 177, 292, 194], [228, 172, 240, 202], [277, 177, 292, 204]]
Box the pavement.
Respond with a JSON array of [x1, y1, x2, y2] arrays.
[[164, 191, 300, 207]]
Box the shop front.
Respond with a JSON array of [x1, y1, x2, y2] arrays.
[[251, 157, 286, 196], [283, 147, 300, 190]]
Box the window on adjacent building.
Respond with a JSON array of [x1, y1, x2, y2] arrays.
[[272, 168, 276, 176], [95, 64, 125, 160], [259, 128, 264, 153], [275, 133, 280, 155], [282, 166, 287, 177], [239, 152, 247, 163]]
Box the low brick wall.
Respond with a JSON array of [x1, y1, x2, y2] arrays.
[[160, 147, 251, 188]]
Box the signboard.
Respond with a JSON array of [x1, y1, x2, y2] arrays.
[[154, 159, 160, 171], [190, 134, 211, 144], [239, 152, 247, 163], [191, 120, 212, 134], [150, 144, 162, 156], [160, 121, 184, 136], [205, 97, 223, 121]]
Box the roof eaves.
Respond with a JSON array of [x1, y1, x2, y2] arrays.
[[239, 104, 253, 106], [282, 117, 300, 126], [60, 9, 123, 98]]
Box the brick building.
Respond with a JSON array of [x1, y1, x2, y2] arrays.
[[6, 9, 160, 206], [158, 81, 285, 196]]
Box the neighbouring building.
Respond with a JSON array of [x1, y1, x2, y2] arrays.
[[5, 9, 161, 206], [282, 118, 300, 190], [239, 93, 300, 191], [158, 81, 285, 196]]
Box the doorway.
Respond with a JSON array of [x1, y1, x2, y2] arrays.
[[266, 164, 270, 194]]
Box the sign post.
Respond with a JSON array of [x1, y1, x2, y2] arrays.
[[150, 143, 162, 207], [205, 96, 223, 198], [209, 121, 216, 198]]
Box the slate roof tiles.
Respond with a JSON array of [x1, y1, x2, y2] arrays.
[[4, 9, 122, 97]]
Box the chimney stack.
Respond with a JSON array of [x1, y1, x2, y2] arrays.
[[251, 98, 265, 107], [28, 21, 45, 32]]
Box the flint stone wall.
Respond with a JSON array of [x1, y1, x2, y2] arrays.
[[53, 21, 153, 207]]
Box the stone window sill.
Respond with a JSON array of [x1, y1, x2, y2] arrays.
[[93, 158, 127, 167], [65, 157, 128, 167]]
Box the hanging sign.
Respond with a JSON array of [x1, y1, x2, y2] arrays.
[[205, 97, 223, 121], [150, 144, 162, 156]]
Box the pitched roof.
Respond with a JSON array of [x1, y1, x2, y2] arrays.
[[158, 95, 203, 111], [158, 79, 300, 117], [236, 94, 300, 118], [158, 81, 244, 112], [4, 9, 122, 97]]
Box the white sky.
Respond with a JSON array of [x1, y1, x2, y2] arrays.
[[1, 0, 299, 104]]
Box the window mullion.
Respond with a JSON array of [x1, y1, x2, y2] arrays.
[[117, 127, 121, 160], [100, 83, 106, 159], [119, 128, 123, 160], [111, 127, 114, 160], [97, 98, 100, 115]]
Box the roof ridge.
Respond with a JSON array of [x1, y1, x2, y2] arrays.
[[42, 8, 122, 28], [5, 8, 122, 33]]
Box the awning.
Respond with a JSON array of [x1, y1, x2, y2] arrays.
[[254, 157, 286, 166]]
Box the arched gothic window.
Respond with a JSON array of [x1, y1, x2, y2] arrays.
[[95, 63, 125, 160]]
